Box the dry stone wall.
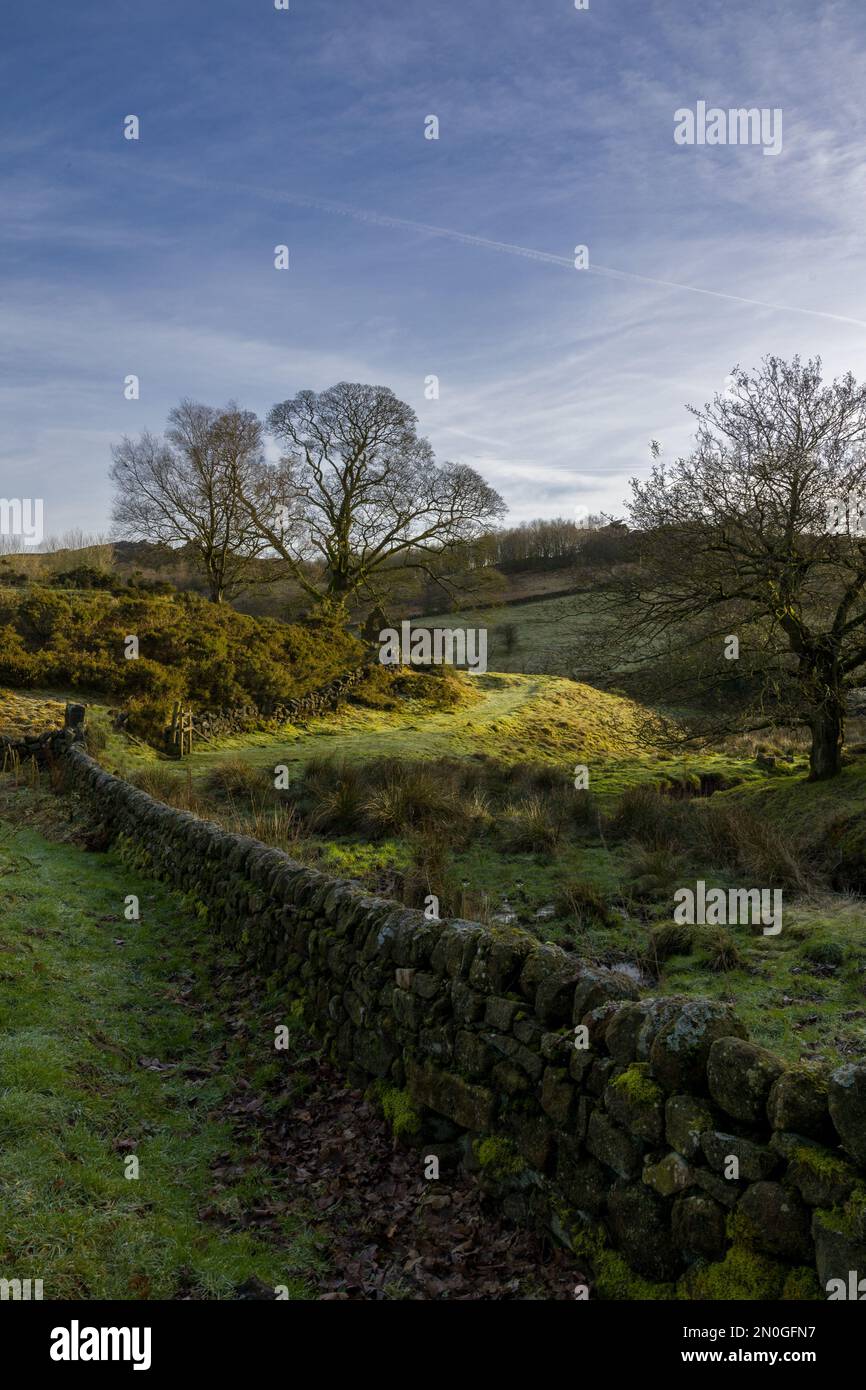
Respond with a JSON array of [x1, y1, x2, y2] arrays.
[[17, 726, 866, 1298]]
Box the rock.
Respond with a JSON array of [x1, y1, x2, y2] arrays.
[[672, 1193, 728, 1258], [701, 1131, 780, 1182], [469, 929, 536, 994], [454, 1030, 496, 1079], [586, 1110, 644, 1180], [511, 1111, 555, 1172], [812, 1207, 866, 1293], [643, 1152, 693, 1197], [828, 1062, 866, 1165], [518, 944, 569, 1002], [606, 1185, 683, 1281], [649, 999, 747, 1093], [737, 1182, 812, 1263], [693, 1167, 741, 1209], [484, 996, 519, 1031], [767, 1068, 830, 1139], [540, 1066, 575, 1124], [535, 967, 581, 1025], [573, 967, 638, 1021], [707, 1037, 785, 1123], [406, 1057, 496, 1130], [555, 1143, 609, 1216], [604, 1064, 665, 1144], [605, 1001, 649, 1065], [666, 1094, 714, 1160], [786, 1142, 859, 1208]]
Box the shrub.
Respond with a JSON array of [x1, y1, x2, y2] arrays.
[[203, 758, 270, 803], [498, 793, 563, 853], [648, 921, 695, 963]]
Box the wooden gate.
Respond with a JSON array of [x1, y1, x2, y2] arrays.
[[169, 703, 194, 758]]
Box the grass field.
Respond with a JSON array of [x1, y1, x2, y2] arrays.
[[0, 782, 325, 1299], [418, 592, 606, 675]]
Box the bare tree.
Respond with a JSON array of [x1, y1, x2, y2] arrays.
[[597, 356, 866, 779], [244, 382, 506, 618], [110, 401, 267, 603]]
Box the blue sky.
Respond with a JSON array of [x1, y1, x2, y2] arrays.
[[3, 0, 866, 540]]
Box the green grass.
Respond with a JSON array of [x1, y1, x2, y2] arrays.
[[418, 592, 607, 676], [0, 792, 325, 1299]]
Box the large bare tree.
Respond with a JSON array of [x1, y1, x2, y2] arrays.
[[243, 382, 506, 619], [599, 356, 866, 779], [110, 401, 267, 603]]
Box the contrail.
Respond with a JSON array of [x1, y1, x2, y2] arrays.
[[128, 164, 866, 329], [277, 191, 866, 327]]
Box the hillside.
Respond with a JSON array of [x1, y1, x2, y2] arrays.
[[0, 586, 362, 741]]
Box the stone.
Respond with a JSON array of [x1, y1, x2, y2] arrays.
[[586, 1110, 644, 1180], [469, 929, 535, 994], [828, 1062, 866, 1165], [540, 1066, 575, 1124], [672, 1193, 727, 1258], [484, 995, 519, 1031], [555, 1143, 608, 1216], [786, 1142, 859, 1208], [666, 1094, 714, 1161], [518, 943, 570, 1002], [693, 1167, 741, 1209], [811, 1208, 866, 1292], [484, 1033, 544, 1083], [707, 1037, 785, 1123], [541, 1030, 571, 1063], [406, 1058, 496, 1131], [491, 1061, 530, 1095], [606, 1185, 682, 1282], [700, 1131, 780, 1182], [604, 1064, 665, 1144], [737, 1181, 812, 1263], [511, 1112, 555, 1171], [586, 1057, 615, 1096], [605, 1001, 649, 1065], [531, 967, 578, 1025], [649, 999, 746, 1093], [572, 967, 638, 1021], [767, 1069, 830, 1140], [352, 1028, 396, 1077], [450, 980, 484, 1024], [454, 1030, 496, 1079], [643, 1151, 693, 1197], [513, 1017, 545, 1048]]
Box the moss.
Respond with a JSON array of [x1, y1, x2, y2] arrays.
[[726, 1210, 760, 1249], [570, 1228, 676, 1300], [817, 1185, 866, 1238], [378, 1086, 421, 1139], [688, 1245, 787, 1300], [781, 1267, 822, 1301], [474, 1135, 525, 1179], [794, 1146, 851, 1181], [610, 1063, 663, 1106]]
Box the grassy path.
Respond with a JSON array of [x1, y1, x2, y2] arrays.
[[144, 672, 545, 780], [0, 795, 323, 1300]]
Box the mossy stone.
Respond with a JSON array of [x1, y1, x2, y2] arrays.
[[707, 1037, 785, 1123]]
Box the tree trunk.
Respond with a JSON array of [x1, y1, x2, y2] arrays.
[[808, 702, 844, 780]]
